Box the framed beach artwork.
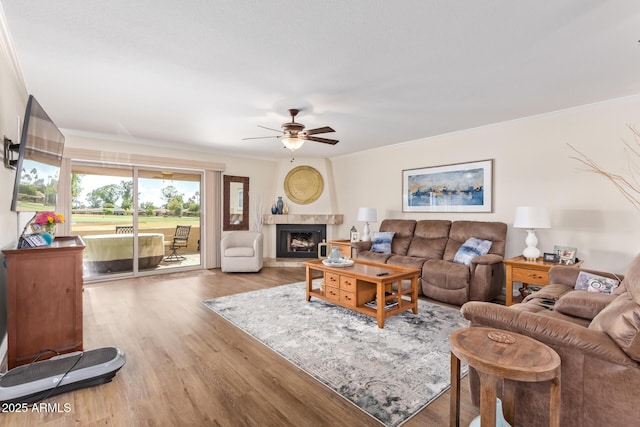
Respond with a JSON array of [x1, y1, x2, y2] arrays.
[[402, 159, 493, 212]]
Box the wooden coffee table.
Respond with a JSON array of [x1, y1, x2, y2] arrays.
[[304, 258, 420, 328], [450, 327, 561, 427]]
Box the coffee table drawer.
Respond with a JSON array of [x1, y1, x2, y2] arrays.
[[340, 290, 356, 307], [340, 276, 356, 291], [512, 267, 548, 285], [325, 285, 340, 302], [325, 272, 340, 287]]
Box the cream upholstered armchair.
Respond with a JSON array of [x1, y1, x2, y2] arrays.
[[220, 231, 263, 272]]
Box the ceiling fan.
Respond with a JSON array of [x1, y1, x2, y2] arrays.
[[243, 109, 338, 160]]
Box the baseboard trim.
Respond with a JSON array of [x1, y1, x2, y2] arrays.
[[263, 257, 309, 267]]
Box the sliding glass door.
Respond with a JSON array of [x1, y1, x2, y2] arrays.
[[71, 162, 202, 280], [137, 169, 201, 269], [71, 164, 134, 279]]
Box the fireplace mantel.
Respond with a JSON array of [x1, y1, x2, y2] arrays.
[[263, 214, 343, 225]]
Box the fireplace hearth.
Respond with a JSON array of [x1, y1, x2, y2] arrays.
[[276, 224, 327, 259]]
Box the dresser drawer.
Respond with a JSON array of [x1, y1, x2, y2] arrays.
[[340, 276, 356, 291], [512, 267, 549, 286], [325, 272, 340, 287], [324, 285, 340, 302], [340, 290, 356, 307]]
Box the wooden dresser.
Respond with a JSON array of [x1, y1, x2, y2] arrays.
[[2, 236, 85, 368]]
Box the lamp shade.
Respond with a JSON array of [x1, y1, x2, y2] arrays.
[[513, 206, 551, 229], [357, 207, 377, 223]]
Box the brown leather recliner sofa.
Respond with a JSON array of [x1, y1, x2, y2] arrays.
[[461, 254, 640, 427], [352, 219, 507, 305]]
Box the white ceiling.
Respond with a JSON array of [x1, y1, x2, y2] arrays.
[[2, 1, 640, 160]]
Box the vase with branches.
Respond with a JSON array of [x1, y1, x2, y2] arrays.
[[253, 193, 263, 233], [569, 125, 640, 212]]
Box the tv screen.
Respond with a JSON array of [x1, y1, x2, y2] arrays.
[[10, 95, 65, 212]]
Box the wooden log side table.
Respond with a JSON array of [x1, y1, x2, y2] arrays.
[[503, 255, 584, 306], [450, 327, 561, 427]]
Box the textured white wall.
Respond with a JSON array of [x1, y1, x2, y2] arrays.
[[330, 94, 640, 273], [0, 5, 28, 245], [0, 4, 29, 367]]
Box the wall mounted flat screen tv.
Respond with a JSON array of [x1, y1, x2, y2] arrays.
[[10, 95, 65, 212]]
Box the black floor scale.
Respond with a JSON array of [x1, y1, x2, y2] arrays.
[[0, 347, 126, 404]]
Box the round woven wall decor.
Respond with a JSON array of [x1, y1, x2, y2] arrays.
[[284, 166, 324, 205]]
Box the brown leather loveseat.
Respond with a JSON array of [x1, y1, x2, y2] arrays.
[[461, 254, 640, 427], [352, 219, 507, 305]]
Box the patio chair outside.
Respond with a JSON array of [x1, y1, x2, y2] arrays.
[[164, 225, 192, 261]]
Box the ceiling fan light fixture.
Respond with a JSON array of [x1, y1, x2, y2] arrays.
[[282, 136, 305, 152], [244, 109, 337, 160]]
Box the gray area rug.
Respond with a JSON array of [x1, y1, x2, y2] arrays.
[[203, 281, 468, 427]]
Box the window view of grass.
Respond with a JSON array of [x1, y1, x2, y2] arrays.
[[14, 158, 60, 212]]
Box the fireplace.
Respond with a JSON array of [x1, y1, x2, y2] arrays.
[[276, 224, 327, 258]]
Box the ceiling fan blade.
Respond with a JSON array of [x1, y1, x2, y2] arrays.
[[305, 136, 339, 145], [242, 136, 280, 140], [258, 125, 283, 133], [305, 126, 335, 135]]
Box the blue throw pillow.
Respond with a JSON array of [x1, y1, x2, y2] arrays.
[[453, 238, 492, 265], [370, 231, 395, 254]]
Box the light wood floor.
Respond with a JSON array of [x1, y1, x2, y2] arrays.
[[1, 267, 479, 427]]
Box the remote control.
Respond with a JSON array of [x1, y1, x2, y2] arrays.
[[376, 272, 389, 276]]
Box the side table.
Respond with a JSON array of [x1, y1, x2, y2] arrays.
[[329, 239, 356, 258], [450, 327, 561, 427], [503, 255, 583, 306]]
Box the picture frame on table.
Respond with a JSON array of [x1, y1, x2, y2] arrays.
[[30, 223, 42, 232], [402, 159, 493, 212], [350, 232, 360, 243], [554, 245, 577, 265], [543, 252, 560, 263]]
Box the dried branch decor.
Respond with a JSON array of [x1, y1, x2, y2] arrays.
[[569, 125, 640, 212]]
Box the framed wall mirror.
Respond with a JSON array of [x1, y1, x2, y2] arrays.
[[223, 175, 249, 231]]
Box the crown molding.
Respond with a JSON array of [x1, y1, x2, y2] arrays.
[[0, 3, 27, 92]]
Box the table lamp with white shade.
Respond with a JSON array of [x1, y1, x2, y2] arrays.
[[513, 206, 551, 261], [357, 207, 377, 242]]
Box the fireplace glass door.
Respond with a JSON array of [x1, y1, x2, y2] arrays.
[[276, 224, 326, 258]]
